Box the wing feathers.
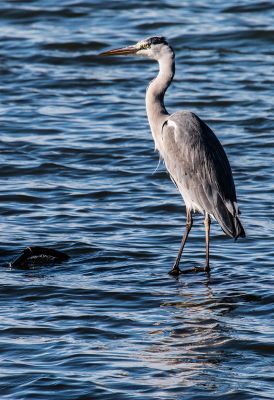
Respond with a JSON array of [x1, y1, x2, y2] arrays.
[[162, 111, 245, 238]]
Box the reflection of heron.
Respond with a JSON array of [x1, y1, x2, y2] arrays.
[[101, 36, 245, 275]]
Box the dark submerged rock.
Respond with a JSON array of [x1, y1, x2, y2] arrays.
[[11, 246, 70, 269]]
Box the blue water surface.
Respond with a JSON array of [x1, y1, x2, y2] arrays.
[[0, 1, 273, 399]]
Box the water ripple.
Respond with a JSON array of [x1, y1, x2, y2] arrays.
[[0, 0, 273, 399]]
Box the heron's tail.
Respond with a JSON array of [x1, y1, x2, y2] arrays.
[[213, 198, 245, 239]]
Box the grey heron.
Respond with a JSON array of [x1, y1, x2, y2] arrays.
[[101, 36, 245, 275]]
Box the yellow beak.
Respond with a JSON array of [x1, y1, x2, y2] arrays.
[[100, 46, 137, 56]]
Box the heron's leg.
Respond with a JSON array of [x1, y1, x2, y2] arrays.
[[193, 212, 211, 273], [204, 213, 211, 272], [169, 209, 193, 276]]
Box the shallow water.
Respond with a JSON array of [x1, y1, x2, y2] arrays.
[[0, 1, 273, 399]]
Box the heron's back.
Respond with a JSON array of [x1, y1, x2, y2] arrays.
[[161, 111, 245, 238]]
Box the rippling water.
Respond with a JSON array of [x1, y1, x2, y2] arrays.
[[0, 1, 273, 399]]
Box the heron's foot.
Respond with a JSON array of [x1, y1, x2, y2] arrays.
[[168, 264, 183, 276], [193, 264, 210, 274]]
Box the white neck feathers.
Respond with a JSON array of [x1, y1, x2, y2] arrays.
[[145, 46, 175, 152]]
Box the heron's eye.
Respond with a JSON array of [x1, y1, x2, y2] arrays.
[[141, 43, 150, 50]]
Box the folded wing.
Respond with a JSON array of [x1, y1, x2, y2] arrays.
[[161, 111, 245, 238]]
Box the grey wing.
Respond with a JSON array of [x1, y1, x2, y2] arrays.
[[162, 111, 245, 238]]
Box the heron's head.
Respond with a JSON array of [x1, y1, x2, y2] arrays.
[[100, 36, 174, 61]]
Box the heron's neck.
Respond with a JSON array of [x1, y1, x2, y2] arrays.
[[146, 49, 175, 151]]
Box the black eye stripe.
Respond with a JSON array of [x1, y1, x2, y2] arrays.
[[140, 37, 168, 50], [150, 36, 167, 45]]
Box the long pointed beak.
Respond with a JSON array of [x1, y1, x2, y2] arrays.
[[100, 45, 137, 56]]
